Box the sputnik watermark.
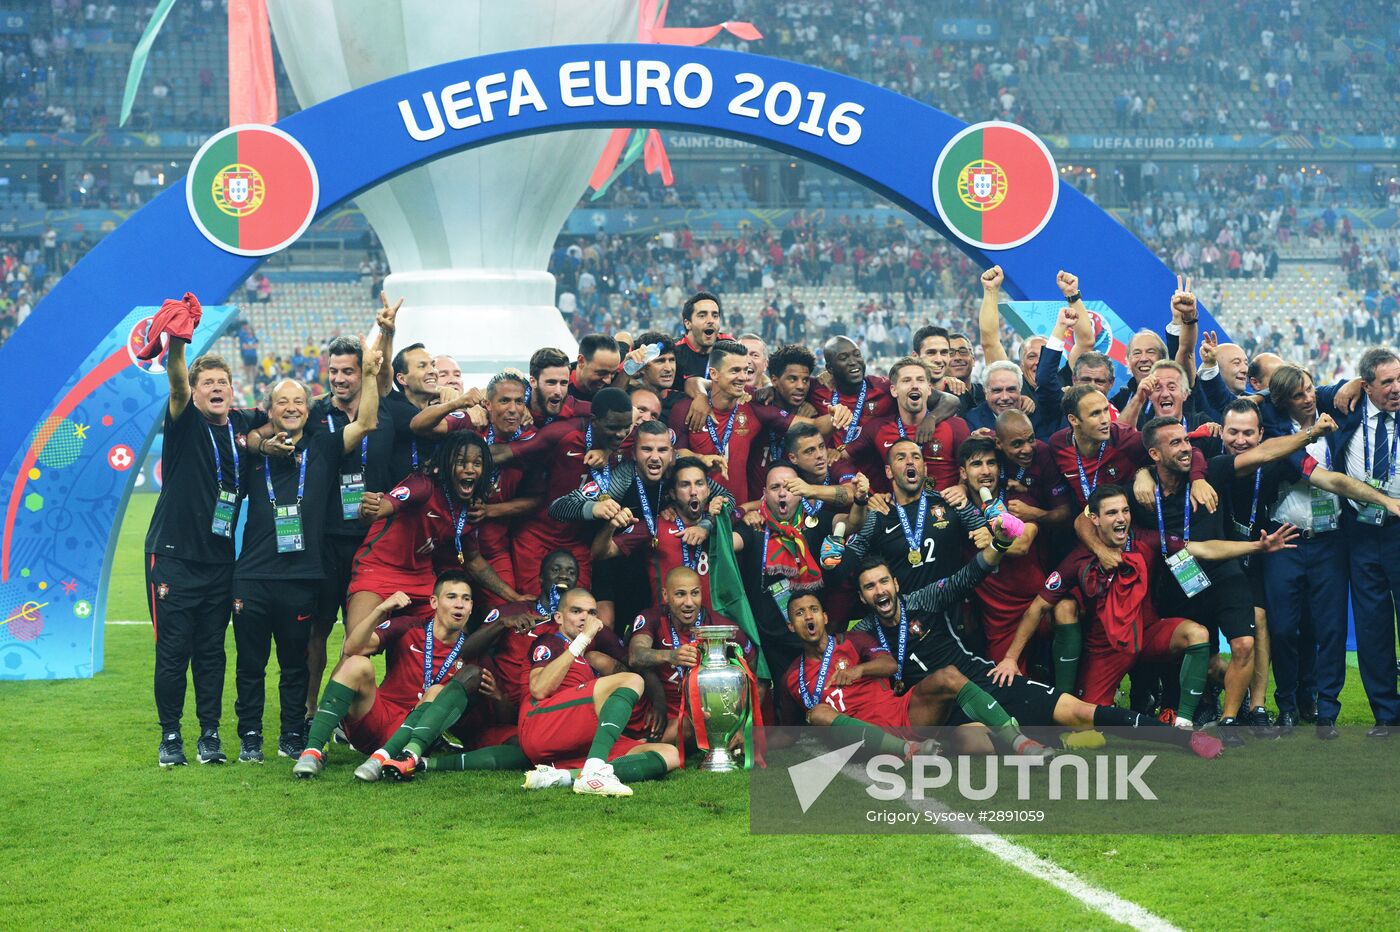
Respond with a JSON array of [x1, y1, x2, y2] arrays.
[[864, 753, 1157, 802]]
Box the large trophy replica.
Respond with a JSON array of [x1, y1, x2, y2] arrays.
[[688, 625, 753, 772], [267, 0, 635, 379]]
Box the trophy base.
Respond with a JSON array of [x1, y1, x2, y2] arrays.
[[697, 749, 741, 773]]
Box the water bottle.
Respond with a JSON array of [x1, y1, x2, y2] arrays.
[[623, 342, 662, 376]]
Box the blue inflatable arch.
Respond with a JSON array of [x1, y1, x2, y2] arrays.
[[0, 44, 1221, 678]]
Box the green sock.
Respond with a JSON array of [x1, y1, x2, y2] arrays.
[[405, 680, 469, 758], [832, 713, 910, 756], [609, 751, 669, 783], [380, 706, 426, 758], [425, 745, 531, 771], [957, 680, 1025, 747], [1177, 643, 1210, 720], [586, 686, 639, 762], [1052, 622, 1082, 694], [306, 680, 355, 752]]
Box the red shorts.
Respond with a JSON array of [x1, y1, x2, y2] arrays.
[[343, 696, 414, 755], [1078, 616, 1184, 706], [823, 682, 914, 733], [518, 680, 642, 768], [346, 564, 433, 604], [980, 598, 1047, 667]]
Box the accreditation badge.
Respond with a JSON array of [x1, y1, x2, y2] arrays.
[[275, 504, 305, 553], [339, 472, 365, 521], [211, 489, 238, 538], [1166, 548, 1211, 597]]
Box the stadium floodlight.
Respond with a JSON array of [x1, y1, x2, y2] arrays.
[[267, 0, 635, 380]]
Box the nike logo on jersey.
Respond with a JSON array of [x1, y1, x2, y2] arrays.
[[409, 645, 423, 654], [427, 512, 442, 518], [885, 525, 904, 535], [566, 451, 583, 457]]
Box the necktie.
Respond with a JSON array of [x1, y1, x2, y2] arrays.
[[1373, 412, 1391, 482]]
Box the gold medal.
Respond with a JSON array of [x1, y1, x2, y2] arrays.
[[894, 680, 905, 694], [804, 514, 819, 529], [595, 492, 611, 503], [908, 549, 922, 566]]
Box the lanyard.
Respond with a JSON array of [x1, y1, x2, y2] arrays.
[[704, 394, 738, 458], [583, 423, 612, 489], [1153, 481, 1188, 555], [872, 602, 908, 681], [674, 517, 699, 569], [325, 409, 370, 468], [797, 636, 837, 709], [895, 490, 928, 553], [634, 473, 658, 536], [1074, 440, 1108, 500], [768, 412, 789, 462], [833, 378, 868, 445], [410, 438, 419, 470], [264, 447, 308, 507], [443, 485, 471, 564], [663, 611, 704, 650], [1235, 467, 1262, 536], [208, 421, 239, 493], [1002, 462, 1028, 485], [422, 623, 466, 691], [535, 588, 562, 617], [801, 471, 830, 518], [1363, 409, 1398, 479], [485, 423, 523, 444]]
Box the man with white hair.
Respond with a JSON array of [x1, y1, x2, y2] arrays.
[[434, 355, 464, 394], [965, 360, 1025, 432]]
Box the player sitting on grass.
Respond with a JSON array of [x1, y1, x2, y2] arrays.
[[518, 588, 681, 797], [292, 571, 495, 779], [996, 485, 1299, 730]]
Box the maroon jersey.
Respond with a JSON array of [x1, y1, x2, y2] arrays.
[[628, 606, 752, 717], [534, 396, 591, 429], [1048, 423, 1207, 509], [782, 632, 891, 711], [1039, 531, 1181, 651], [669, 397, 793, 502], [351, 473, 479, 590], [969, 486, 1047, 619], [506, 416, 629, 555], [613, 515, 714, 609], [487, 600, 558, 707], [864, 414, 971, 493], [372, 616, 471, 709], [527, 626, 628, 696], [1000, 440, 1072, 512], [808, 375, 895, 453]]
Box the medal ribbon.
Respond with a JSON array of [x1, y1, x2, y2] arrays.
[[833, 378, 868, 445], [895, 489, 928, 555], [422, 622, 466, 691], [796, 635, 837, 709]]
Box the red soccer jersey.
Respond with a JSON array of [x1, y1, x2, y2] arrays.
[[866, 414, 971, 493], [669, 397, 793, 502], [487, 600, 558, 707], [351, 473, 480, 592], [627, 607, 752, 718], [1039, 532, 1180, 651], [970, 487, 1047, 620], [526, 626, 628, 698], [373, 616, 471, 710], [782, 632, 894, 715], [613, 515, 714, 609], [1048, 423, 1207, 509], [808, 375, 895, 452], [1000, 440, 1073, 512]]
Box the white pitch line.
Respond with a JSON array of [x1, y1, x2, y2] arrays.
[[107, 620, 149, 625], [841, 763, 1181, 932]]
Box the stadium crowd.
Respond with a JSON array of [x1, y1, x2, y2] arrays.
[[140, 263, 1400, 796]]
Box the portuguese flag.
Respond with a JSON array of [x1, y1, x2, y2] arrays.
[[187, 126, 318, 256], [934, 122, 1058, 250]]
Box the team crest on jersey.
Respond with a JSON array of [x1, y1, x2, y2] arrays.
[[633, 614, 647, 632], [157, 583, 169, 600], [390, 485, 411, 501], [1046, 571, 1062, 591], [910, 620, 924, 636], [1106, 466, 1118, 478], [483, 609, 500, 625], [836, 658, 850, 670], [931, 504, 946, 521], [736, 412, 748, 430], [866, 401, 877, 414], [532, 644, 552, 662], [233, 599, 243, 614]]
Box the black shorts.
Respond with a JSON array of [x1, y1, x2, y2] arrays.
[[938, 660, 1064, 727], [314, 534, 362, 626], [1157, 571, 1255, 646], [1244, 557, 1268, 611]]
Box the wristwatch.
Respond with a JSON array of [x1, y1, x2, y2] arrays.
[[1065, 291, 1082, 304]]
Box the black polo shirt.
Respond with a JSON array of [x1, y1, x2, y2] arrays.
[[235, 431, 340, 581], [380, 389, 436, 486], [306, 394, 396, 540], [144, 402, 267, 565]]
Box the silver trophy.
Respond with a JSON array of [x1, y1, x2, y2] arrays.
[[692, 625, 748, 773]]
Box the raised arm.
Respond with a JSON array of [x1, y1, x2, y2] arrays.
[[166, 338, 191, 419], [1055, 271, 1092, 368], [1311, 467, 1400, 518], [342, 348, 382, 453], [342, 592, 409, 656], [1172, 276, 1199, 382], [1232, 415, 1334, 474], [978, 265, 1009, 365], [373, 293, 400, 398]]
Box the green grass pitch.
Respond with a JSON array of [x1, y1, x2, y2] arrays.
[[1, 494, 1396, 929]]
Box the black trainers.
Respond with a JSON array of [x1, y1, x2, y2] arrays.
[[278, 730, 307, 758], [1247, 706, 1276, 739], [1216, 717, 1246, 748], [196, 727, 227, 764], [158, 731, 187, 767], [238, 732, 264, 763]]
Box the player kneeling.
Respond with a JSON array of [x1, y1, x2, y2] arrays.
[[292, 571, 495, 780], [519, 588, 680, 797]]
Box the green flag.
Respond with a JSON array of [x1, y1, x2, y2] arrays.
[[119, 0, 180, 127], [707, 509, 768, 680]]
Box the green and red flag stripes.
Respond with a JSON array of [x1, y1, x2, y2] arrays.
[[931, 121, 1059, 251], [186, 125, 319, 256]]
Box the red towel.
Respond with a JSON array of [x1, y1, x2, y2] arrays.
[[137, 292, 203, 359]]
